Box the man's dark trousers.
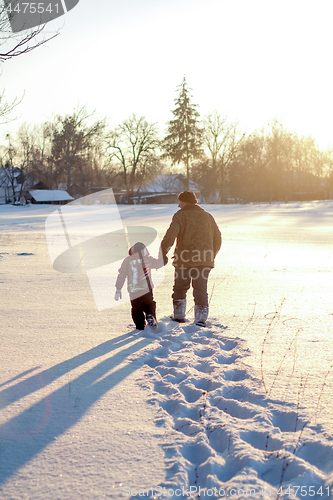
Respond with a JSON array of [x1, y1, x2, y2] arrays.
[[172, 266, 211, 306]]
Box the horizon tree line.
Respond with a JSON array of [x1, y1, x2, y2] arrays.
[[1, 78, 333, 203]]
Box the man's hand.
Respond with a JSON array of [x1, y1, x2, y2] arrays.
[[114, 290, 122, 301], [158, 245, 169, 266]]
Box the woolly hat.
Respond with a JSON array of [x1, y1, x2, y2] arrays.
[[129, 242, 148, 256], [178, 191, 198, 204]]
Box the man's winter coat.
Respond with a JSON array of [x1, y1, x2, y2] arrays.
[[161, 204, 222, 268]]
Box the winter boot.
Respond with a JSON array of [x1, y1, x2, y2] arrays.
[[195, 305, 209, 327], [146, 314, 157, 330], [172, 299, 186, 323]]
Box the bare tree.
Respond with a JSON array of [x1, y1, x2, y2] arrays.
[[196, 111, 244, 201], [324, 148, 333, 198], [10, 121, 55, 190], [51, 106, 106, 189], [308, 142, 333, 199], [265, 120, 297, 200], [228, 131, 267, 202], [107, 115, 161, 200], [4, 113, 117, 195], [0, 89, 23, 124], [0, 125, 46, 202], [0, 3, 58, 122], [0, 3, 58, 62]]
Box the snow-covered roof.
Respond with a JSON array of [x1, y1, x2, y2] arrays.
[[29, 189, 74, 202], [141, 174, 201, 194]]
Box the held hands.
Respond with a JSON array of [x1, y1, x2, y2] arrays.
[[114, 290, 122, 301], [158, 246, 168, 266]]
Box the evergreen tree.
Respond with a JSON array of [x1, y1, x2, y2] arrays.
[[163, 77, 203, 189]]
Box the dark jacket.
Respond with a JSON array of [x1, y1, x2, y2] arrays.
[[115, 251, 163, 298], [161, 204, 222, 268]]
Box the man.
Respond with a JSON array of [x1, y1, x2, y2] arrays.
[[161, 191, 222, 326]]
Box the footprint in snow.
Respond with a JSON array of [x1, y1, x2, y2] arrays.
[[241, 430, 285, 452], [223, 385, 267, 405], [213, 397, 258, 420], [208, 426, 230, 454], [194, 360, 216, 374], [181, 440, 212, 465], [178, 382, 204, 403], [155, 365, 187, 385], [191, 377, 222, 391], [190, 336, 210, 345], [224, 369, 248, 381], [174, 417, 202, 437], [215, 353, 238, 365], [273, 409, 306, 433], [154, 380, 179, 397], [296, 440, 333, 471], [160, 399, 184, 417], [194, 348, 216, 358]]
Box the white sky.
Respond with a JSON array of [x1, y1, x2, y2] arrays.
[[1, 0, 333, 148]]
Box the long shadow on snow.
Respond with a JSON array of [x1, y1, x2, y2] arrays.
[[0, 330, 153, 487], [0, 331, 141, 410]]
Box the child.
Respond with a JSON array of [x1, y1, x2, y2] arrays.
[[114, 242, 165, 331]]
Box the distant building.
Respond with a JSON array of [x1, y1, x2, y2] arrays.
[[68, 183, 85, 199], [0, 167, 25, 204], [27, 189, 74, 204], [129, 174, 203, 204]]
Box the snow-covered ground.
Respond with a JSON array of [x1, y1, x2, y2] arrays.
[[1, 201, 333, 499]]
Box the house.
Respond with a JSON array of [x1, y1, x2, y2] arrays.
[[27, 189, 74, 204], [131, 174, 203, 204], [0, 166, 25, 204], [0, 166, 77, 205]]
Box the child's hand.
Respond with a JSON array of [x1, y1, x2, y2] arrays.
[[114, 290, 122, 300]]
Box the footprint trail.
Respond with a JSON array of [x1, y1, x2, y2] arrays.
[[129, 318, 333, 499]]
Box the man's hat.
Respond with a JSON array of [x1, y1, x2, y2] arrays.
[[178, 191, 198, 204]]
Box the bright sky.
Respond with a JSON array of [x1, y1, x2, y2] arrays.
[[1, 0, 333, 148]]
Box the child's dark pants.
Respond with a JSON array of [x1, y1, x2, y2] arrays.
[[130, 291, 156, 330]]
